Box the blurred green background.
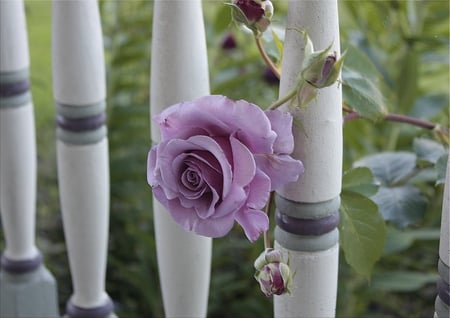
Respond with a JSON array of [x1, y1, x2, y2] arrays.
[[0, 1, 448, 317]]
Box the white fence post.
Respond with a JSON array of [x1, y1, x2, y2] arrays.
[[274, 1, 342, 317], [0, 0, 59, 316], [52, 1, 114, 316], [150, 0, 212, 316], [435, 155, 450, 318]]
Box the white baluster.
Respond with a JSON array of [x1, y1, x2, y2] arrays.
[[150, 0, 212, 317], [52, 1, 114, 316], [274, 1, 342, 317], [434, 155, 449, 318], [0, 0, 58, 316]]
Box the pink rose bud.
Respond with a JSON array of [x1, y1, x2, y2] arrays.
[[254, 249, 292, 297], [301, 44, 346, 89], [230, 0, 274, 35]]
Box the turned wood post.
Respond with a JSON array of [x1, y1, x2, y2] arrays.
[[52, 1, 114, 316], [150, 0, 212, 316], [274, 1, 342, 317], [435, 155, 450, 318], [0, 1, 58, 316]]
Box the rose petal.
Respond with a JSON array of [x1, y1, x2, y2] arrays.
[[147, 146, 159, 186], [235, 208, 269, 242], [264, 110, 295, 154], [230, 136, 256, 187], [155, 95, 277, 154], [246, 170, 271, 210], [192, 212, 236, 238], [254, 154, 304, 190]]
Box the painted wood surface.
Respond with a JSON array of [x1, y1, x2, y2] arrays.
[[274, 1, 342, 317], [150, 0, 212, 316], [435, 155, 450, 318], [0, 0, 38, 264], [52, 1, 113, 315]]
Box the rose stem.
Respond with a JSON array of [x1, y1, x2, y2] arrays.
[[263, 191, 275, 249], [255, 36, 281, 79], [343, 108, 450, 141], [268, 87, 297, 110]]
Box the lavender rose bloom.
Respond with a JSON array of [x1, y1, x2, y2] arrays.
[[147, 95, 303, 242]]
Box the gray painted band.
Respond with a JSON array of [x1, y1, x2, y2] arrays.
[[56, 101, 106, 119], [0, 91, 31, 108], [435, 295, 449, 318], [57, 126, 107, 145], [275, 194, 341, 219], [0, 252, 42, 274], [0, 69, 29, 84], [275, 227, 339, 252], [276, 209, 339, 236], [438, 278, 450, 306], [438, 259, 449, 284], [66, 297, 114, 318]]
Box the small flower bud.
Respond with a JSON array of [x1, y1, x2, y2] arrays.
[[254, 248, 292, 297], [230, 0, 274, 35], [221, 33, 238, 50], [301, 43, 346, 89]]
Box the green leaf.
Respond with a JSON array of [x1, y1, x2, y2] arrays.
[[342, 167, 379, 197], [397, 50, 419, 112], [436, 153, 449, 185], [413, 137, 446, 164], [371, 271, 438, 292], [383, 226, 440, 254], [213, 3, 232, 34], [340, 192, 386, 279], [371, 185, 427, 228], [354, 152, 417, 186], [271, 28, 284, 67], [342, 46, 388, 120], [410, 94, 449, 120]]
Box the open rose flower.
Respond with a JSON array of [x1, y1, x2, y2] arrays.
[[147, 95, 303, 242]]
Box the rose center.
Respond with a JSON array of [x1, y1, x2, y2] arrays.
[[182, 168, 203, 190]]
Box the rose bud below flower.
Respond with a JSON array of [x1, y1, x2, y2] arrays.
[[254, 248, 292, 297]]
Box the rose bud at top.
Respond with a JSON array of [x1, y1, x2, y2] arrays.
[[254, 248, 292, 297], [300, 44, 346, 89], [230, 0, 274, 35]]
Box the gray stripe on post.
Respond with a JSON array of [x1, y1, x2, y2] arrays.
[[55, 101, 107, 145], [275, 227, 339, 252], [0, 252, 43, 274], [435, 295, 449, 318], [66, 297, 114, 318], [0, 69, 29, 84], [56, 101, 106, 119], [439, 259, 449, 284], [276, 209, 339, 236], [275, 194, 341, 219], [57, 126, 107, 145], [0, 91, 32, 108], [0, 70, 31, 109], [438, 278, 450, 306], [56, 113, 106, 132]]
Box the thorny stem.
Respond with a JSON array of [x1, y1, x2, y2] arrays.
[[344, 109, 450, 143], [255, 36, 281, 80], [254, 30, 449, 142], [263, 191, 275, 249], [268, 87, 297, 110]]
